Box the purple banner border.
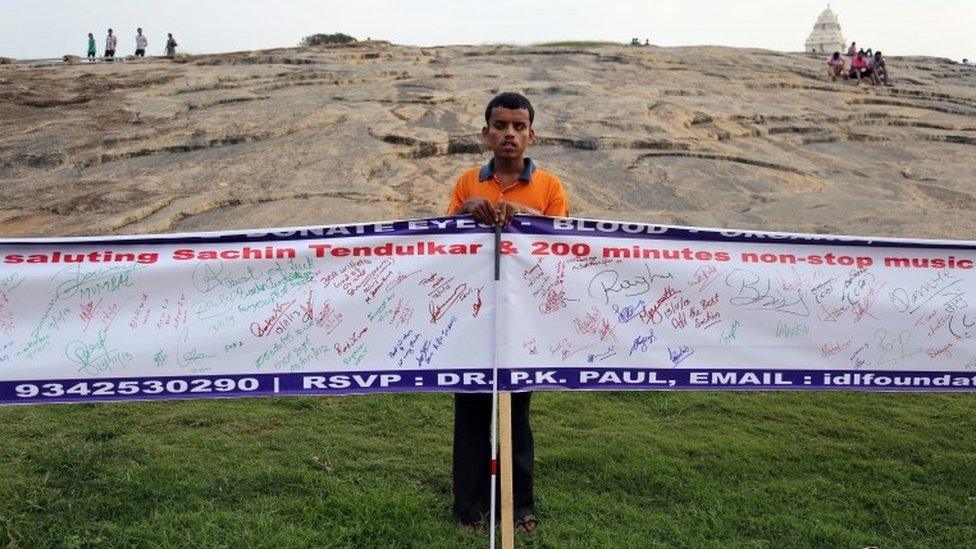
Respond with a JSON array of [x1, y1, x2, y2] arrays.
[[4, 367, 976, 406], [4, 215, 976, 252], [509, 216, 976, 251]]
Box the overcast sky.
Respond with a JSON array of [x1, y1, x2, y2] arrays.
[[1, 0, 972, 60]]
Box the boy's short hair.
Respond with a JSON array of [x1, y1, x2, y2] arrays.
[[484, 92, 534, 125]]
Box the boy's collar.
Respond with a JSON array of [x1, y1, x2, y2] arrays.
[[478, 158, 536, 182]]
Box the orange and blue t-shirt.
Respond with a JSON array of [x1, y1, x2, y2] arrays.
[[446, 158, 569, 217]]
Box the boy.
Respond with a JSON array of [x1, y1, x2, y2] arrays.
[[446, 92, 569, 533], [870, 51, 890, 85], [135, 28, 148, 57], [165, 33, 178, 58], [105, 29, 117, 62]]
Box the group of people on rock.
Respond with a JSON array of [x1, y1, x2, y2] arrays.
[[826, 41, 890, 85], [86, 28, 177, 62]]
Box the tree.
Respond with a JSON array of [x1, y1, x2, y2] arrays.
[[300, 33, 357, 47]]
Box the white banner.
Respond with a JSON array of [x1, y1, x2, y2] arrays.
[[2, 215, 976, 405], [501, 218, 976, 391]]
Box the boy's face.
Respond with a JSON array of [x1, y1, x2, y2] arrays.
[[482, 107, 534, 160]]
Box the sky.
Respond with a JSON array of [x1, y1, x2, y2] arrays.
[[1, 0, 973, 61]]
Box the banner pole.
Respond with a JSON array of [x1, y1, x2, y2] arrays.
[[488, 225, 515, 549], [499, 392, 515, 548]]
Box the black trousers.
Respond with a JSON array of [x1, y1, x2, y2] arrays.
[[452, 392, 534, 524]]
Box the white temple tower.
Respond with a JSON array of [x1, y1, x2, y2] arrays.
[[805, 6, 846, 54]]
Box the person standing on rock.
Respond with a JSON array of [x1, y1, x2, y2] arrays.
[[135, 28, 148, 57], [446, 92, 569, 535], [846, 41, 857, 57], [165, 33, 177, 58], [87, 33, 96, 62], [105, 29, 117, 61]]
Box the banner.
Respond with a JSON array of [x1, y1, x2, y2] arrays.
[[2, 216, 976, 405], [502, 218, 976, 392]]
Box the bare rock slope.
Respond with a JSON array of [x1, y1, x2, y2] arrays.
[[1, 42, 975, 239]]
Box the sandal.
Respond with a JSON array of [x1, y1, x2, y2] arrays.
[[515, 513, 538, 534], [459, 520, 485, 534]]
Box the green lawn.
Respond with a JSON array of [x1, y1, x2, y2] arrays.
[[2, 391, 975, 547]]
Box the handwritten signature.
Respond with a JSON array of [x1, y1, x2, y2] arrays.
[[724, 269, 809, 316], [875, 329, 924, 365], [250, 300, 297, 337], [54, 264, 139, 301], [65, 330, 134, 375], [192, 260, 262, 294], [177, 326, 215, 367], [586, 347, 616, 363], [587, 264, 673, 305], [630, 331, 657, 356], [667, 346, 695, 367], [429, 283, 478, 323], [889, 269, 962, 315]]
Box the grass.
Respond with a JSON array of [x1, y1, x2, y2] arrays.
[[1, 391, 975, 547], [531, 41, 623, 48]]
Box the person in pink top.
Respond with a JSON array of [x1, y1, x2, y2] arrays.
[[827, 51, 845, 81], [848, 51, 874, 84]]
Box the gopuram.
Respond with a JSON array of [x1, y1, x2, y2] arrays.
[[805, 6, 846, 54]]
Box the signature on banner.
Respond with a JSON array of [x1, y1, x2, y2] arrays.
[[586, 264, 674, 305]]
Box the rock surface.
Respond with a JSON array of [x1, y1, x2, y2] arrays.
[[1, 42, 975, 239]]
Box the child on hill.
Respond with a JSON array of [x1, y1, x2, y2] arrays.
[[135, 28, 148, 57], [87, 33, 96, 62], [446, 92, 569, 534], [104, 29, 116, 61]]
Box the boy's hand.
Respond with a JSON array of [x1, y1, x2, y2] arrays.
[[457, 198, 542, 226], [496, 201, 541, 227], [458, 197, 497, 225]]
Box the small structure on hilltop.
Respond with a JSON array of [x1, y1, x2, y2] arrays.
[[805, 5, 846, 54]]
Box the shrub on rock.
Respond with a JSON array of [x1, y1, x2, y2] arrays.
[[300, 33, 357, 46]]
